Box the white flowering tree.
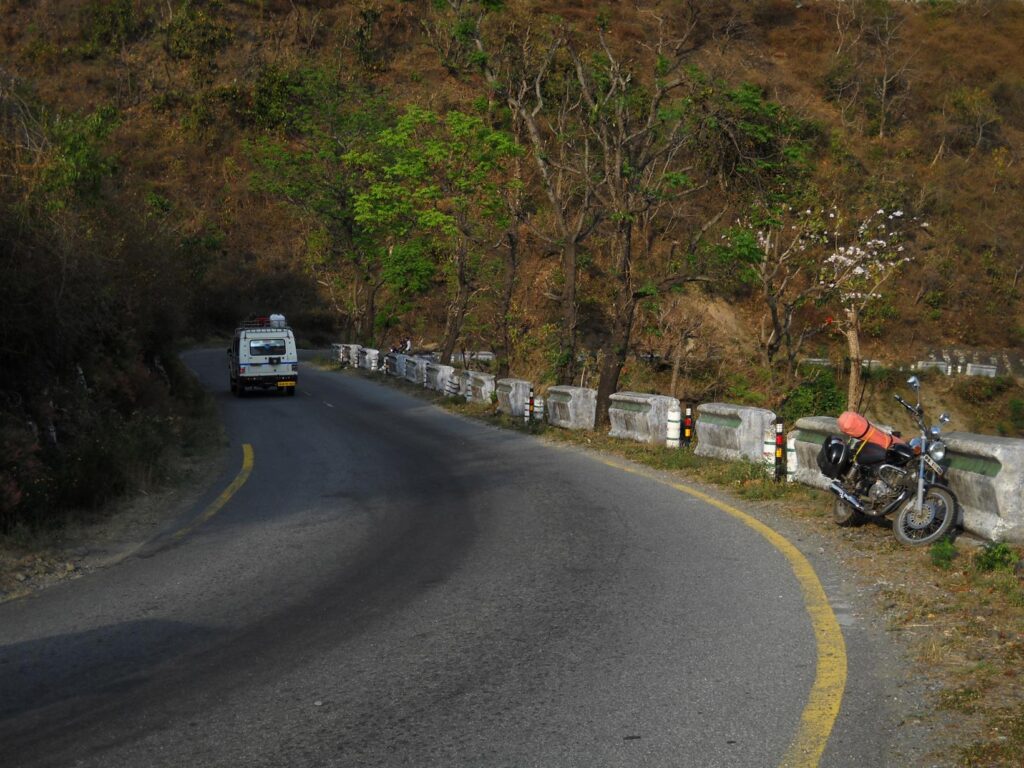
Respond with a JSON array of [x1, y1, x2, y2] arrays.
[[819, 207, 914, 408], [722, 204, 915, 404]]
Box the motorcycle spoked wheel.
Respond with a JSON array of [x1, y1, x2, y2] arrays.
[[892, 485, 957, 546], [832, 496, 866, 527]]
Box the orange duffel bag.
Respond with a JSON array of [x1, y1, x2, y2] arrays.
[[837, 411, 904, 449]]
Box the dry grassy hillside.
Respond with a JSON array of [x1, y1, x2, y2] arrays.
[[4, 0, 1022, 347]]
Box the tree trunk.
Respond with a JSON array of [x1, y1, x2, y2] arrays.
[[557, 239, 578, 385], [497, 229, 518, 378], [845, 305, 862, 409], [440, 247, 472, 364], [595, 224, 637, 426], [669, 344, 681, 398]]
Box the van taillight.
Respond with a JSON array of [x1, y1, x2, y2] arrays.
[[240, 366, 246, 373]]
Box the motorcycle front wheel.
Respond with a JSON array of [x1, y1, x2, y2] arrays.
[[892, 485, 957, 546]]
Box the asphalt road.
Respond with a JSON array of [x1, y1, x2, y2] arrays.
[[0, 349, 920, 767]]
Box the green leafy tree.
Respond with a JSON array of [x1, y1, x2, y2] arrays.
[[344, 105, 521, 363], [248, 78, 394, 343]]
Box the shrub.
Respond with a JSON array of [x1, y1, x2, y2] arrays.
[[974, 542, 1019, 573], [778, 368, 845, 423], [930, 537, 957, 570]]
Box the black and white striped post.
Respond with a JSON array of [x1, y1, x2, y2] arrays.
[[526, 387, 535, 424], [682, 405, 694, 448]]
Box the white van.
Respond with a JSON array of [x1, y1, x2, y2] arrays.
[[227, 316, 298, 396]]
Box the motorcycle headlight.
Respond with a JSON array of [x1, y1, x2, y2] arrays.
[[928, 441, 946, 462]]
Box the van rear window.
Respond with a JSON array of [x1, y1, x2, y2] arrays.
[[249, 338, 286, 356]]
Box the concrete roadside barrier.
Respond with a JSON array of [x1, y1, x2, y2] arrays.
[[360, 348, 380, 371], [466, 372, 496, 403], [608, 391, 681, 445], [331, 343, 344, 363], [546, 386, 597, 431], [788, 417, 839, 490], [390, 353, 409, 377], [426, 362, 456, 392], [694, 403, 778, 464], [404, 357, 427, 385], [496, 378, 532, 418], [338, 344, 359, 367], [943, 433, 1024, 543]]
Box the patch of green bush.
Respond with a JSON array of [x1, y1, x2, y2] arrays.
[[974, 542, 1019, 573], [778, 368, 845, 423]]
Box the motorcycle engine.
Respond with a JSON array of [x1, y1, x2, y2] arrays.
[[867, 465, 909, 507]]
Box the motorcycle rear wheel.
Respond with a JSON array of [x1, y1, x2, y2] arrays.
[[892, 485, 957, 546], [832, 497, 866, 527]]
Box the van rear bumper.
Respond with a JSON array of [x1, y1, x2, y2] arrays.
[[240, 374, 298, 390]]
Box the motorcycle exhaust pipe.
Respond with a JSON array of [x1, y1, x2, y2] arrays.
[[828, 481, 867, 514]]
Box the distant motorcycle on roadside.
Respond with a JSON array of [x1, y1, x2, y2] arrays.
[[816, 375, 958, 546]]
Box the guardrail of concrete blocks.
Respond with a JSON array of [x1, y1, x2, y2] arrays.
[[342, 344, 361, 367], [496, 378, 532, 418], [330, 343, 344, 363], [359, 348, 380, 371], [789, 417, 841, 490], [387, 353, 407, 377], [546, 386, 597, 430], [943, 433, 1024, 543], [608, 391, 680, 445], [403, 357, 426, 385], [694, 403, 778, 464], [425, 362, 455, 392], [466, 372, 496, 403]]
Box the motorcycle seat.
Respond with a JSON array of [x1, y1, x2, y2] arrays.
[[854, 441, 888, 465]]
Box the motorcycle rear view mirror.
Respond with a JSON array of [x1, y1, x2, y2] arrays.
[[939, 412, 951, 424], [906, 375, 920, 390]]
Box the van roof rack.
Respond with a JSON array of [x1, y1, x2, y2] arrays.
[[237, 316, 290, 330]]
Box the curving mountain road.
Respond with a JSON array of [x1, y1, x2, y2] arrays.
[[0, 349, 923, 767]]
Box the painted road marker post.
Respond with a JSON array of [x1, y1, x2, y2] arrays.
[[528, 387, 535, 423], [666, 403, 681, 449], [775, 419, 786, 482], [534, 396, 544, 423], [786, 432, 797, 483], [682, 406, 693, 448]]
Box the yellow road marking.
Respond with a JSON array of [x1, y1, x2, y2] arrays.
[[172, 444, 254, 541], [597, 457, 847, 768]]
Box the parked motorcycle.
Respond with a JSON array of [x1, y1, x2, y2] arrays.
[[817, 375, 958, 546]]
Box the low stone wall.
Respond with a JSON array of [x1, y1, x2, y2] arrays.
[[360, 348, 380, 371], [404, 357, 426, 385], [546, 386, 597, 431], [943, 433, 1024, 543], [608, 392, 680, 445], [467, 372, 496, 403], [694, 403, 777, 464], [789, 417, 839, 490], [338, 344, 359, 367], [387, 353, 408, 377], [425, 362, 455, 392], [330, 343, 345, 363], [496, 379, 532, 418]]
